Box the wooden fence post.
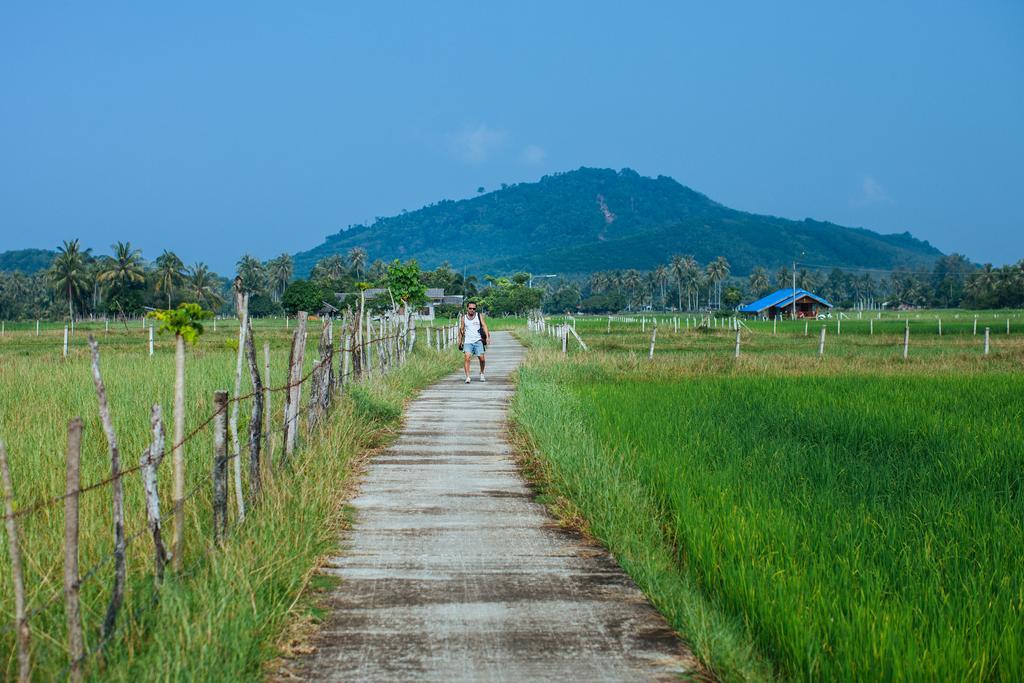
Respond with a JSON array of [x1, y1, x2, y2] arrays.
[[282, 312, 308, 466], [140, 405, 167, 582], [984, 327, 990, 355], [818, 326, 826, 357], [245, 321, 263, 500], [938, 317, 942, 336], [229, 292, 249, 523], [263, 341, 273, 472], [63, 325, 69, 357], [171, 332, 186, 572], [870, 318, 873, 336], [64, 418, 84, 682], [561, 325, 567, 354], [148, 325, 154, 356], [734, 328, 741, 358], [973, 317, 977, 335], [648, 324, 657, 359], [213, 390, 229, 545], [903, 321, 910, 360], [87, 337, 126, 640], [1, 440, 31, 683]]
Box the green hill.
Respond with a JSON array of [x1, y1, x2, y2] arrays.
[[294, 168, 942, 277], [0, 248, 55, 274]]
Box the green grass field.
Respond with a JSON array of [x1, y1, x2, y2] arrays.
[[513, 314, 1024, 681], [0, 317, 453, 679]]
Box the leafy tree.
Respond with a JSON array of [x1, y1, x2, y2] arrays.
[[385, 260, 427, 310], [281, 279, 325, 315], [147, 302, 213, 344]]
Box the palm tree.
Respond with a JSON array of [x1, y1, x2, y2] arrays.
[[654, 266, 669, 308], [49, 239, 91, 321], [186, 263, 224, 310], [748, 266, 770, 297], [623, 270, 642, 310], [154, 250, 185, 309], [669, 255, 686, 310], [235, 254, 267, 294], [315, 254, 346, 281], [682, 256, 701, 310], [347, 247, 368, 277], [266, 254, 293, 302], [706, 256, 730, 307], [99, 241, 146, 293], [589, 271, 609, 295]]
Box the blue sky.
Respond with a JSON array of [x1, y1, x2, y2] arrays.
[[1, 2, 1021, 273]]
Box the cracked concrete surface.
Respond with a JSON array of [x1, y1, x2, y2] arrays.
[[288, 331, 699, 681]]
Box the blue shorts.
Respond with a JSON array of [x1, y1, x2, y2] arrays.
[[464, 341, 485, 356]]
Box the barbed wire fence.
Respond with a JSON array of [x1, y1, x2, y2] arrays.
[[0, 300, 464, 681]]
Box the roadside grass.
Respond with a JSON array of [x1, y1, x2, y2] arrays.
[[511, 337, 1024, 681], [0, 319, 453, 680]]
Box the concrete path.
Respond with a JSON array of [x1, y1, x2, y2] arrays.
[[287, 331, 699, 681]]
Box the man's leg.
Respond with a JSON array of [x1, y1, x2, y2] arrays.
[[464, 352, 472, 380], [478, 354, 485, 375]]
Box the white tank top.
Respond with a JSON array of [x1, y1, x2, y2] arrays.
[[463, 314, 482, 344]]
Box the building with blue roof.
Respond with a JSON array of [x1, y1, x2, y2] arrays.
[[738, 288, 833, 319]]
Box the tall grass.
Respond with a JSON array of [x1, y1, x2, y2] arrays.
[[512, 344, 1024, 681], [0, 320, 453, 679]]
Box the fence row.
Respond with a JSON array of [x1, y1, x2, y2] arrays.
[[0, 295, 462, 681]]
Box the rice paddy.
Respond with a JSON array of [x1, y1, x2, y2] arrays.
[[512, 312, 1024, 681]]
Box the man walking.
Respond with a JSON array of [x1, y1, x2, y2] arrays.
[[458, 302, 490, 383]]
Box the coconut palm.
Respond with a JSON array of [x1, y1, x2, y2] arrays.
[[235, 254, 267, 294], [49, 239, 91, 321], [682, 256, 701, 310], [748, 266, 771, 297], [669, 255, 687, 310], [347, 247, 368, 277], [154, 250, 185, 309], [99, 241, 146, 304], [315, 254, 346, 281], [266, 254, 293, 302], [623, 269, 642, 310], [186, 263, 224, 310], [654, 266, 670, 308]]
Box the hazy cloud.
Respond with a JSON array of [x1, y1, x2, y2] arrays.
[[447, 123, 509, 164], [854, 175, 892, 206], [520, 143, 547, 165]]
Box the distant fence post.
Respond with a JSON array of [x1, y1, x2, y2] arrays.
[[64, 418, 85, 682], [63, 325, 69, 357], [903, 321, 910, 360], [148, 325, 154, 356], [1, 440, 31, 683], [984, 327, 990, 355], [973, 317, 977, 335], [561, 325, 567, 354], [213, 390, 229, 545], [818, 326, 826, 358], [648, 324, 657, 359], [938, 317, 942, 336], [734, 328, 741, 358]]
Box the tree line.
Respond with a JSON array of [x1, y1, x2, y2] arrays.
[[2, 242, 1021, 322], [539, 253, 1024, 313]]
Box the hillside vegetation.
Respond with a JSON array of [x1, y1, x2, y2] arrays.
[[294, 168, 942, 277]]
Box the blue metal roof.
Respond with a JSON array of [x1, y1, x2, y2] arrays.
[[738, 288, 833, 313]]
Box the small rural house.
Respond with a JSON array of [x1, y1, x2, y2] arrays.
[[336, 288, 463, 320], [738, 288, 833, 319]]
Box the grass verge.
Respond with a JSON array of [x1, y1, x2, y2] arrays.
[[91, 349, 454, 681]]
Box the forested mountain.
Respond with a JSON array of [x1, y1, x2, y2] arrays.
[[294, 168, 942, 277], [0, 249, 55, 273]]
